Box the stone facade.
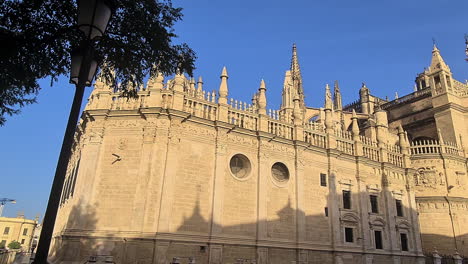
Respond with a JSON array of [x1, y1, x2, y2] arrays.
[[0, 215, 38, 251], [50, 45, 467, 263], [378, 46, 468, 257]]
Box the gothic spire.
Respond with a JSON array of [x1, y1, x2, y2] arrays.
[[291, 44, 301, 81], [429, 44, 451, 73], [325, 84, 333, 110], [333, 80, 342, 111], [281, 44, 305, 114], [290, 44, 304, 106]]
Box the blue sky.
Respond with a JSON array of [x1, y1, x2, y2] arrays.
[[0, 0, 467, 219]]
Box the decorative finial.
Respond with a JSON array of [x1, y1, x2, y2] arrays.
[[260, 79, 266, 90], [398, 124, 404, 134], [218, 67, 229, 104], [333, 80, 342, 111], [258, 79, 267, 115], [221, 66, 228, 78], [325, 83, 333, 110]]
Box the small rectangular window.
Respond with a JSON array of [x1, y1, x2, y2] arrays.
[[343, 190, 351, 209], [396, 199, 403, 217], [3, 227, 9, 235], [320, 173, 327, 187], [374, 230, 383, 249], [345, 227, 354, 243], [370, 195, 379, 213], [400, 233, 408, 251], [324, 207, 328, 217], [23, 228, 28, 236], [21, 239, 25, 244]]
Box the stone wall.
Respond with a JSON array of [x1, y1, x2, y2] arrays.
[[51, 109, 425, 264]]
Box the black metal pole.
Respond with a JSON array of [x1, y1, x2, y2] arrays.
[[32, 82, 86, 264]]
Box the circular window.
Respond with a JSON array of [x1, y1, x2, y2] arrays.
[[230, 154, 251, 179], [271, 162, 289, 182]]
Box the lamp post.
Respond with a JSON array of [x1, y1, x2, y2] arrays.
[[33, 1, 113, 263], [465, 34, 468, 62], [0, 198, 16, 217]]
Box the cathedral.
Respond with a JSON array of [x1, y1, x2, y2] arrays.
[[50, 44, 468, 264]]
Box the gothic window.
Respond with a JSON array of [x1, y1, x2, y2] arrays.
[[229, 154, 251, 179], [22, 228, 28, 236], [271, 162, 289, 182], [370, 195, 379, 213], [3, 227, 9, 235], [342, 190, 351, 209]]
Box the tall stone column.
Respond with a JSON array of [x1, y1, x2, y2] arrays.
[[257, 80, 269, 133], [210, 126, 229, 235], [375, 109, 389, 162], [132, 117, 158, 231], [157, 117, 183, 233], [381, 173, 398, 253], [256, 137, 270, 264]]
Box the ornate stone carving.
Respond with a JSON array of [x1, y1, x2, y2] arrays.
[[106, 119, 141, 128], [143, 127, 157, 143], [227, 134, 257, 147], [85, 127, 105, 144], [260, 141, 295, 157], [414, 167, 445, 187], [185, 125, 216, 138]]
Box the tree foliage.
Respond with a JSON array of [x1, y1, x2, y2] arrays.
[[0, 0, 196, 125], [7, 240, 21, 250]]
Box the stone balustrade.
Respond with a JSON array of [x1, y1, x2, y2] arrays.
[[381, 88, 431, 110], [85, 78, 429, 168], [410, 140, 464, 157]]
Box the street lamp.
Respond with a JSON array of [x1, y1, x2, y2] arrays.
[[465, 34, 468, 62], [78, 0, 113, 40], [33, 1, 114, 263], [0, 198, 16, 217], [70, 45, 98, 86]]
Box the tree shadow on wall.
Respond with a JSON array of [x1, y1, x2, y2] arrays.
[[49, 202, 113, 263], [170, 186, 457, 264], [51, 185, 468, 264]]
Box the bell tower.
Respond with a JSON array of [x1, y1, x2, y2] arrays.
[[428, 44, 453, 96]]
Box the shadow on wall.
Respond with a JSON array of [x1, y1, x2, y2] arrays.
[[49, 203, 103, 263], [50, 188, 467, 264], [421, 233, 468, 257]]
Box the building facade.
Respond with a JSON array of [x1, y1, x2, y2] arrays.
[[380, 46, 468, 257], [50, 45, 467, 264], [0, 215, 38, 252]]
